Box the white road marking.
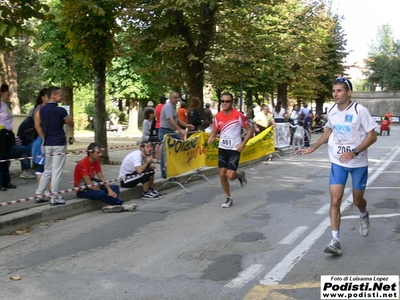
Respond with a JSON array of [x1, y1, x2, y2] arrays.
[[279, 226, 308, 244], [225, 264, 264, 288], [315, 203, 330, 215], [342, 213, 400, 219], [260, 146, 400, 286], [366, 186, 400, 189]]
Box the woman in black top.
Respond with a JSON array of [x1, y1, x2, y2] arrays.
[[187, 96, 203, 131]]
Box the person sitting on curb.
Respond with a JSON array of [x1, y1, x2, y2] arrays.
[[74, 143, 136, 213], [119, 140, 162, 199]]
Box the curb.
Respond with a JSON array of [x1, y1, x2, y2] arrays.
[[0, 148, 293, 235]]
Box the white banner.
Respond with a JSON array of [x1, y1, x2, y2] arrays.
[[274, 122, 290, 148]]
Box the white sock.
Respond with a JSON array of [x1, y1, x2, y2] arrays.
[[332, 230, 339, 241]]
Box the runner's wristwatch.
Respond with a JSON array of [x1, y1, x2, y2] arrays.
[[352, 148, 359, 156]]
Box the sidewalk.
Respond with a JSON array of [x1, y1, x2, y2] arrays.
[[0, 131, 319, 235]]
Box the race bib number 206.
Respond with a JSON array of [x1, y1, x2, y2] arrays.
[[337, 146, 352, 155]]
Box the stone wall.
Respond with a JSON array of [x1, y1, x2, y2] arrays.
[[352, 91, 400, 122]]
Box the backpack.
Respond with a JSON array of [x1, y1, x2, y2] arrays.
[[17, 116, 38, 145]]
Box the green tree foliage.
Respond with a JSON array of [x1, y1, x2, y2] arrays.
[[308, 3, 347, 112], [60, 0, 121, 161], [206, 0, 346, 112], [73, 85, 92, 130], [122, 0, 346, 114], [0, 0, 49, 47], [366, 24, 400, 90], [107, 51, 169, 131], [108, 43, 169, 102], [34, 1, 93, 141], [13, 27, 47, 112], [36, 4, 92, 87], [122, 0, 222, 106], [2, 0, 348, 136], [0, 32, 44, 113], [1, 1, 47, 113]]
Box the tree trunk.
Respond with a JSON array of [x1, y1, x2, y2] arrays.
[[215, 89, 222, 112], [245, 90, 253, 119], [61, 84, 74, 143], [0, 50, 20, 114], [178, 2, 216, 117], [0, 52, 6, 82], [277, 83, 288, 109], [185, 60, 204, 105], [315, 94, 325, 114], [93, 60, 109, 163]]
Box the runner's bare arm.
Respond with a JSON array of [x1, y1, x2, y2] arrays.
[[295, 127, 332, 155]]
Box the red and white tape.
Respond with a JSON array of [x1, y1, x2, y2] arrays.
[[0, 170, 156, 207], [0, 144, 141, 163]]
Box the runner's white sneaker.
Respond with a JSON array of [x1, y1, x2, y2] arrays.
[[323, 239, 342, 256], [221, 198, 233, 208], [359, 211, 371, 237]]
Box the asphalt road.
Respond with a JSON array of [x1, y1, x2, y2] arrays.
[[0, 127, 399, 300]]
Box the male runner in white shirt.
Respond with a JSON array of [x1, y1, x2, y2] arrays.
[[296, 77, 377, 255]]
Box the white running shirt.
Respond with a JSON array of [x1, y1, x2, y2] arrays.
[[119, 150, 146, 181], [326, 102, 377, 168]]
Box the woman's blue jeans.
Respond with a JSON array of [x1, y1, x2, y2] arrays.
[[10, 144, 31, 171]]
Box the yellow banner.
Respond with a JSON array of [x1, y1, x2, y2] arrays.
[[165, 132, 206, 178], [165, 128, 275, 177], [205, 126, 275, 167], [240, 126, 275, 163]]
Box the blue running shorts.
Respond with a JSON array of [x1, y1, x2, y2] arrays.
[[329, 163, 368, 190]]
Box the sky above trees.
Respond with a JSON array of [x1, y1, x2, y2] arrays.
[[331, 0, 400, 62]]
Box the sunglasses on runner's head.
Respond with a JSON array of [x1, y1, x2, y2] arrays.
[[334, 77, 352, 91], [221, 100, 232, 103]]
